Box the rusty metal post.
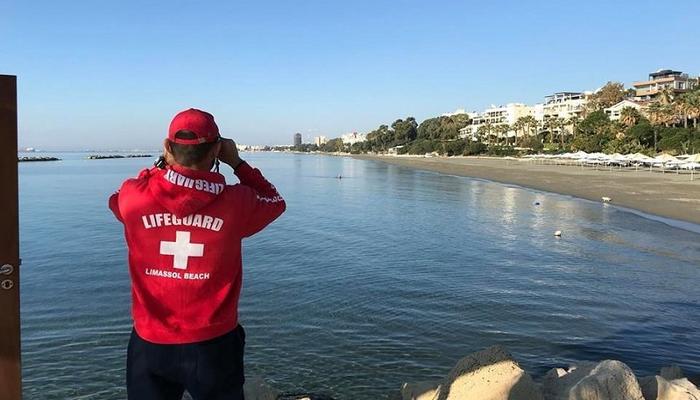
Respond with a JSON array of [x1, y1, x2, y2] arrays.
[[0, 74, 21, 400]]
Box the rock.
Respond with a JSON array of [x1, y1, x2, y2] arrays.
[[660, 366, 685, 381], [397, 381, 441, 400], [543, 360, 643, 400], [639, 375, 700, 400], [244, 376, 281, 400], [543, 362, 598, 399], [434, 345, 543, 400]]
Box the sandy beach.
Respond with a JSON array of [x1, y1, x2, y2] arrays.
[[352, 155, 700, 226]]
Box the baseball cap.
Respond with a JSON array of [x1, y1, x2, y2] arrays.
[[168, 108, 220, 145]]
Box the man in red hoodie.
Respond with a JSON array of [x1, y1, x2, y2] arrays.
[[109, 108, 285, 400]]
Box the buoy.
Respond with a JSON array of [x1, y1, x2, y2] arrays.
[[602, 197, 612, 203], [554, 230, 562, 237]]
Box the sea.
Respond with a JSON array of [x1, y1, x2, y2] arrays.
[[18, 151, 700, 399]]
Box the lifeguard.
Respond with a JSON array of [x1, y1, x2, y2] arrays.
[[109, 108, 285, 400]]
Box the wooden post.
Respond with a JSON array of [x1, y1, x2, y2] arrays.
[[0, 74, 21, 400]]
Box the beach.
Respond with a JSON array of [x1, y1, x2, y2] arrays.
[[352, 155, 700, 226]]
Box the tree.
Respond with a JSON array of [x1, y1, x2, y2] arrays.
[[511, 118, 524, 146], [676, 89, 700, 128], [320, 138, 345, 153], [494, 124, 511, 145], [647, 102, 677, 152], [391, 117, 418, 145], [566, 115, 581, 141], [586, 82, 626, 112], [543, 117, 565, 145], [417, 114, 471, 141], [619, 107, 641, 128]]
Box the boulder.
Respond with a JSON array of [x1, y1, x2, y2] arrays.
[[244, 376, 281, 400], [639, 375, 700, 400], [660, 366, 685, 381], [543, 360, 644, 400], [434, 345, 543, 400], [543, 362, 599, 399], [396, 381, 441, 400]]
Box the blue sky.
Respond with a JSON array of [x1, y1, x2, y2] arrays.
[[3, 0, 700, 150]]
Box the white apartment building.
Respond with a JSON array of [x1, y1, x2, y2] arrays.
[[460, 103, 533, 140], [314, 136, 328, 146], [340, 132, 367, 145], [604, 99, 645, 121], [542, 92, 589, 121]]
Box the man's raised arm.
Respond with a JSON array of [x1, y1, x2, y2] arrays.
[[219, 138, 286, 237]]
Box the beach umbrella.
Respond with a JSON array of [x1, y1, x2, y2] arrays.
[[682, 162, 700, 180], [654, 153, 678, 163], [684, 154, 700, 163]]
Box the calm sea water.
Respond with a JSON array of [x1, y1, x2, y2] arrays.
[[19, 152, 700, 399]]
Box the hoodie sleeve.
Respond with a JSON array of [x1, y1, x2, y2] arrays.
[[109, 191, 123, 222], [234, 161, 286, 237]]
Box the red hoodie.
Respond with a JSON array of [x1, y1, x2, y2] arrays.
[[109, 162, 285, 344]]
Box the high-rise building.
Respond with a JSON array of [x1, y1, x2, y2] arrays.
[[293, 133, 302, 146]]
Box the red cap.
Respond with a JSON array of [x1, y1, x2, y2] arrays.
[[168, 108, 220, 145]]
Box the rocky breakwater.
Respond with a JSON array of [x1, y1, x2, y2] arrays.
[[393, 345, 700, 400], [185, 345, 699, 399], [18, 156, 61, 162], [87, 154, 152, 159]]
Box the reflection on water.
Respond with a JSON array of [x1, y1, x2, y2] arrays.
[[19, 152, 700, 399]]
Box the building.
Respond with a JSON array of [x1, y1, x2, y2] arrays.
[[293, 133, 302, 146], [604, 99, 645, 121], [340, 132, 367, 145], [460, 103, 534, 140], [633, 69, 697, 101], [314, 136, 328, 146], [542, 92, 589, 121], [442, 108, 469, 117]]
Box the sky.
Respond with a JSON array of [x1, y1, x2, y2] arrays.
[[3, 0, 700, 150]]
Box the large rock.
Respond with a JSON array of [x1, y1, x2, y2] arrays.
[[432, 345, 543, 400], [639, 375, 700, 400], [396, 381, 441, 400], [244, 376, 281, 400], [660, 366, 685, 381], [543, 360, 644, 400]]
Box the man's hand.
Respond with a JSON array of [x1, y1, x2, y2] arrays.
[[218, 138, 243, 169]]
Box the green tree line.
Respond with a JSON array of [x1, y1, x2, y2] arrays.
[[290, 83, 700, 156]]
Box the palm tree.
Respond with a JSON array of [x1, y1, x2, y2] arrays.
[[494, 124, 510, 145], [512, 118, 525, 146], [619, 107, 641, 128], [676, 90, 700, 128], [647, 102, 677, 152], [544, 117, 564, 145], [658, 86, 674, 105], [566, 115, 581, 141]]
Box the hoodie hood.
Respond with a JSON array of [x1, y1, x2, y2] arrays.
[[148, 165, 226, 218]]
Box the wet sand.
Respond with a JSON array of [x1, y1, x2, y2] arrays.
[[352, 155, 700, 226]]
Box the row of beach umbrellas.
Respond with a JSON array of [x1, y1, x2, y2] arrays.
[[524, 152, 700, 170]]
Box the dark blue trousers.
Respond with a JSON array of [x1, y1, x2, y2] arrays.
[[127, 325, 245, 400]]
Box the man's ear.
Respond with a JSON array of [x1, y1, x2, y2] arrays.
[[163, 139, 176, 165], [163, 139, 171, 154]]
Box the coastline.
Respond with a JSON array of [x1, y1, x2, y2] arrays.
[[350, 154, 700, 226]]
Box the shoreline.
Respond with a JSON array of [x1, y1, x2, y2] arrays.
[[350, 154, 700, 226]]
